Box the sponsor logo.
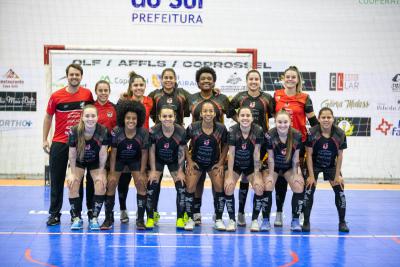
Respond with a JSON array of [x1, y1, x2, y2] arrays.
[[336, 117, 371, 136], [0, 119, 33, 131], [320, 99, 369, 109], [329, 73, 359, 91], [392, 74, 400, 93], [375, 118, 393, 135], [358, 0, 400, 5], [226, 72, 241, 85], [262, 71, 316, 91], [0, 69, 24, 89], [0, 92, 37, 111], [376, 97, 400, 111], [131, 0, 204, 26]]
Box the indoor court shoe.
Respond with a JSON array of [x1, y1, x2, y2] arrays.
[[291, 218, 302, 232], [193, 213, 202, 225], [237, 212, 246, 227], [120, 210, 129, 223], [274, 212, 283, 227], [260, 218, 271, 231], [302, 221, 311, 232], [250, 219, 260, 232], [299, 212, 304, 226], [176, 218, 185, 229], [146, 218, 155, 229], [71, 217, 83, 230], [154, 211, 160, 225], [89, 218, 100, 230], [100, 217, 114, 230], [183, 212, 189, 223], [184, 218, 195, 231], [226, 219, 237, 232], [339, 222, 350, 232], [46, 214, 60, 226], [136, 219, 146, 230], [214, 219, 226, 231]]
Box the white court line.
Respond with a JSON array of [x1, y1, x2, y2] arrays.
[[0, 231, 399, 239], [109, 245, 213, 248]]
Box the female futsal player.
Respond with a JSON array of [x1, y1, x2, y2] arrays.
[[303, 107, 349, 232], [67, 104, 108, 230]]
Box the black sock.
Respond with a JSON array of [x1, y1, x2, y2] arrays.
[[137, 194, 146, 221], [225, 194, 235, 221], [92, 195, 105, 218], [118, 172, 131, 210], [251, 194, 263, 220], [146, 182, 158, 219], [292, 192, 304, 219], [261, 191, 272, 220], [175, 181, 186, 218], [333, 185, 346, 223], [215, 192, 225, 220], [69, 197, 82, 218], [303, 185, 316, 223], [185, 192, 195, 218], [238, 182, 249, 214], [194, 198, 201, 214], [154, 174, 163, 212], [275, 176, 288, 212], [105, 195, 115, 220]]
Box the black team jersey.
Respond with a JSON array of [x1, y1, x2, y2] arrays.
[[186, 121, 227, 169], [188, 92, 231, 123], [229, 91, 273, 131], [68, 124, 108, 164], [266, 127, 303, 171], [110, 126, 149, 162], [150, 123, 186, 164], [228, 123, 264, 171], [148, 87, 191, 125], [306, 125, 347, 169]]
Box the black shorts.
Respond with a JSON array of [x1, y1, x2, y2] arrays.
[[115, 160, 141, 172], [156, 160, 179, 173], [76, 160, 99, 171], [313, 167, 336, 181], [274, 166, 291, 175], [233, 165, 254, 177]]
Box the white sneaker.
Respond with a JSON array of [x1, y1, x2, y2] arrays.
[[250, 219, 260, 232], [226, 219, 236, 232], [120, 210, 129, 223], [274, 212, 283, 227], [214, 219, 226, 231], [237, 213, 246, 227], [184, 218, 195, 231], [193, 213, 201, 225], [299, 212, 304, 226]]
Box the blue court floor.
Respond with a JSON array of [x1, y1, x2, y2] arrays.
[[0, 185, 399, 266]]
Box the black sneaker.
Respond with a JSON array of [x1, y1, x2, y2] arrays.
[[302, 221, 311, 232], [339, 222, 350, 232], [136, 219, 146, 230], [46, 214, 61, 226], [100, 217, 114, 230]]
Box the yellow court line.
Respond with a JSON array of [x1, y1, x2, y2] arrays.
[[0, 179, 399, 190]]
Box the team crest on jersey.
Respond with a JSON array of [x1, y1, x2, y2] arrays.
[[241, 143, 247, 150], [249, 102, 255, 108], [281, 148, 287, 156], [167, 97, 173, 104], [85, 144, 91, 150], [203, 139, 210, 146], [164, 143, 170, 149], [127, 144, 132, 150], [323, 143, 329, 150], [107, 111, 113, 118]]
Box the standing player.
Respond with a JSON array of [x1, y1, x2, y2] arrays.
[[147, 105, 187, 229], [272, 66, 318, 227], [229, 69, 273, 226], [263, 110, 305, 232], [148, 68, 191, 224], [101, 100, 149, 230], [224, 107, 264, 232], [43, 63, 93, 226], [303, 107, 349, 232], [184, 101, 228, 231], [66, 105, 108, 230], [188, 66, 231, 225]]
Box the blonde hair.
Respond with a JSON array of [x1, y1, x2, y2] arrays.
[[77, 105, 97, 161], [284, 66, 303, 93], [276, 109, 293, 162]]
